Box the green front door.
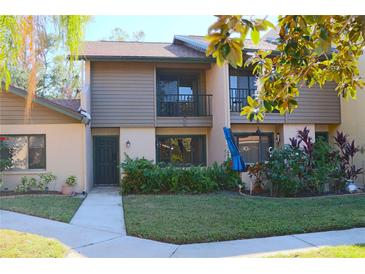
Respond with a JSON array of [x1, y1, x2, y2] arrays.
[[93, 136, 119, 185]]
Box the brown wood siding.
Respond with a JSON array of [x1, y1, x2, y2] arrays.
[[156, 117, 212, 127], [91, 62, 155, 127], [230, 112, 285, 124], [286, 83, 341, 124], [230, 83, 340, 124], [0, 92, 78, 124]]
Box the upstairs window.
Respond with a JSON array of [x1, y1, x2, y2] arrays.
[[157, 70, 200, 102], [229, 68, 258, 112], [229, 75, 257, 92], [0, 135, 46, 170]]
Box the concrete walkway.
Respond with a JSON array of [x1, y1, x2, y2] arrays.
[[70, 187, 125, 235], [1, 187, 365, 258]]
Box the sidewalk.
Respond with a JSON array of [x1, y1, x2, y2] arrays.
[[1, 187, 364, 258], [70, 187, 126, 235]]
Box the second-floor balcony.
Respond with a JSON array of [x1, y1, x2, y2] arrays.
[[229, 88, 256, 112], [157, 94, 212, 117]]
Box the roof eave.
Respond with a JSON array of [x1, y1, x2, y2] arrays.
[[173, 35, 281, 56], [77, 55, 214, 63]]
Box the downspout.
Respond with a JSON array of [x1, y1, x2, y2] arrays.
[[79, 110, 91, 194]]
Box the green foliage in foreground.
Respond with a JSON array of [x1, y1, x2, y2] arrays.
[[207, 16, 365, 121], [120, 157, 241, 194], [0, 229, 67, 258], [268, 244, 365, 258], [123, 193, 365, 244], [0, 195, 83, 223]]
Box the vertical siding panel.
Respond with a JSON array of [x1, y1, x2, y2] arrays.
[[286, 83, 341, 124], [91, 62, 155, 127], [230, 83, 341, 124]]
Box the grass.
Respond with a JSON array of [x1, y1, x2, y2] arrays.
[[267, 244, 365, 258], [123, 192, 365, 244], [0, 229, 68, 258], [0, 195, 83, 223]]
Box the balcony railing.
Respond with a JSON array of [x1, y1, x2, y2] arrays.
[[229, 88, 256, 112], [157, 94, 212, 117]]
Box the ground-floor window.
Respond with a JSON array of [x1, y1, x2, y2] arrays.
[[156, 135, 206, 166], [0, 135, 46, 170], [234, 132, 274, 164]]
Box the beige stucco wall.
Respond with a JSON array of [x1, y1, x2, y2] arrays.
[[0, 124, 86, 192], [315, 124, 329, 132], [232, 124, 278, 133], [206, 63, 231, 165], [120, 128, 156, 164], [332, 54, 365, 186], [91, 127, 120, 136], [283, 124, 315, 144]]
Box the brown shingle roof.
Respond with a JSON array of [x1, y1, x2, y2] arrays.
[[175, 35, 278, 52], [48, 99, 80, 112], [80, 41, 208, 59]]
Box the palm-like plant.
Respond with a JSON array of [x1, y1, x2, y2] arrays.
[[334, 131, 363, 181]]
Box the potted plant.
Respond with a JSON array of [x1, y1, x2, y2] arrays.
[[62, 176, 77, 195]]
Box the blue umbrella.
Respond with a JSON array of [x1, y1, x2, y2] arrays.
[[223, 127, 246, 172]]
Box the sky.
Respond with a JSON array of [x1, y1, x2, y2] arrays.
[[85, 16, 217, 42], [85, 16, 279, 42]]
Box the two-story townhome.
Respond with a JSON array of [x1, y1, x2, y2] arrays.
[[79, 34, 341, 186], [1, 33, 363, 192]]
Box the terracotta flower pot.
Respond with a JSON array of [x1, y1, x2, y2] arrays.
[[61, 185, 73, 196]]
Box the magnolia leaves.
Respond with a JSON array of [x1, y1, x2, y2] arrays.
[[206, 16, 274, 68], [240, 96, 265, 121], [206, 36, 244, 68], [207, 15, 365, 122]]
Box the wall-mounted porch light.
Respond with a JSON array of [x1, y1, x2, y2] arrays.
[[126, 140, 131, 149], [275, 133, 281, 145]]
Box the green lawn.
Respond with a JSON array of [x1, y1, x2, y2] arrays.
[[0, 195, 83, 223], [268, 244, 365, 258], [0, 229, 68, 258], [123, 192, 365, 244]]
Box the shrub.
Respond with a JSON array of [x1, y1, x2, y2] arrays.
[[120, 156, 241, 194], [307, 139, 340, 194], [206, 161, 241, 191], [266, 128, 356, 197], [266, 146, 306, 196], [120, 156, 155, 194], [38, 172, 57, 191], [65, 176, 77, 187], [15, 176, 37, 193]]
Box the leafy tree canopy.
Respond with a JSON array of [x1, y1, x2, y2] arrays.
[[0, 16, 90, 112], [105, 27, 146, 42], [206, 15, 365, 121]]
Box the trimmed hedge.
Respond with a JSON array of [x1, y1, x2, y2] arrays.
[[120, 156, 241, 194]]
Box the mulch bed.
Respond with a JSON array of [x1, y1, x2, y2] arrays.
[[0, 191, 63, 197], [240, 189, 365, 198]]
